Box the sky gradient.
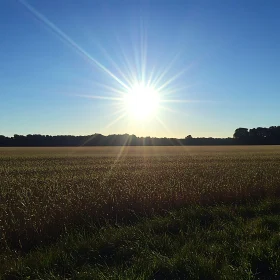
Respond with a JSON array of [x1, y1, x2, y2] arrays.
[[1, 0, 280, 138]]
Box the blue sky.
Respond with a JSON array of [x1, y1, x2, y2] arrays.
[[1, 0, 279, 138]]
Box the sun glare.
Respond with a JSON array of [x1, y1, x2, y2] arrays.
[[19, 0, 195, 135], [123, 84, 160, 120]]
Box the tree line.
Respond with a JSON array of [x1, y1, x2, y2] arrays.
[[233, 126, 280, 145], [0, 126, 279, 146]]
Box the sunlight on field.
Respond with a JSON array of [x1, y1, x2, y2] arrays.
[[0, 145, 279, 157], [1, 146, 280, 278], [1, 146, 280, 251]]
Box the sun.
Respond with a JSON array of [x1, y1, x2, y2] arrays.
[[123, 83, 160, 120]]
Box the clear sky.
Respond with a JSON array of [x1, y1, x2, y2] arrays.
[[1, 0, 280, 138]]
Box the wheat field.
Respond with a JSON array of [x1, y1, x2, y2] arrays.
[[1, 146, 280, 250]]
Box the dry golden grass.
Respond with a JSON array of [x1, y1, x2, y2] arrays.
[[1, 146, 280, 250]]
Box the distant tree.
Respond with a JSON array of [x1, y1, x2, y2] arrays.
[[233, 128, 249, 139]]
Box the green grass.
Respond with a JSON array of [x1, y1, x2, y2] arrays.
[[2, 199, 280, 279], [1, 146, 280, 279]]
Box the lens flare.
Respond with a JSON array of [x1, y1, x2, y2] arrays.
[[19, 0, 202, 135]]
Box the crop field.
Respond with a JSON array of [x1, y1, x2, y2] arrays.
[[1, 146, 280, 279]]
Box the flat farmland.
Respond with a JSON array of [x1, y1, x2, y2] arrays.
[[1, 146, 280, 279]]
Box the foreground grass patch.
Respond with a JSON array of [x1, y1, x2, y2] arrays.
[[2, 199, 280, 280]]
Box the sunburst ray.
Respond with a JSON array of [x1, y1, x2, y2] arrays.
[[19, 0, 130, 90], [19, 0, 207, 138]]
